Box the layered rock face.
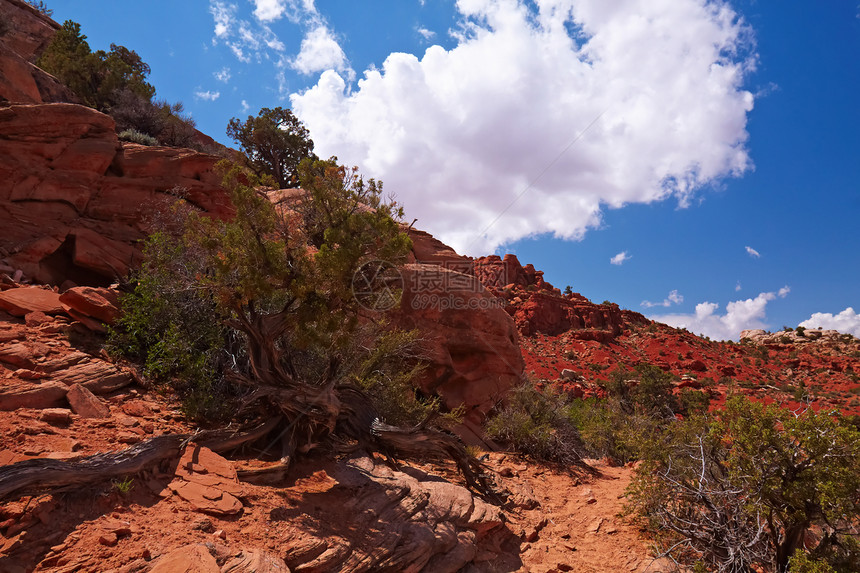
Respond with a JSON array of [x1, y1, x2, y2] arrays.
[[396, 262, 525, 425], [473, 254, 647, 342], [0, 103, 231, 285], [0, 0, 74, 105]]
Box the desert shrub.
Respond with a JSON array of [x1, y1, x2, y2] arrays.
[[626, 396, 860, 573], [118, 128, 158, 146], [566, 397, 659, 463], [110, 158, 424, 428], [38, 21, 154, 111], [486, 382, 585, 464]]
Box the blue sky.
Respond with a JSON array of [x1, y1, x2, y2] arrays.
[[50, 0, 860, 340]]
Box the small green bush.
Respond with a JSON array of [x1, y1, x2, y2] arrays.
[[486, 382, 585, 464], [118, 128, 158, 146]]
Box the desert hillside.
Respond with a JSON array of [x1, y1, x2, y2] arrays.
[[1, 2, 858, 573]]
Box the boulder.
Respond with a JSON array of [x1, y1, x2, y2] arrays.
[[59, 286, 120, 324], [278, 456, 510, 573], [66, 383, 110, 418], [0, 287, 62, 316], [51, 361, 134, 394], [396, 263, 524, 421]]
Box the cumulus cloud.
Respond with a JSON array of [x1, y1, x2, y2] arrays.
[[610, 251, 631, 266], [292, 25, 352, 77], [800, 308, 860, 337], [745, 245, 761, 258], [651, 286, 790, 341], [735, 282, 742, 292], [642, 289, 683, 309], [291, 0, 756, 254], [195, 90, 221, 101], [240, 99, 251, 113]]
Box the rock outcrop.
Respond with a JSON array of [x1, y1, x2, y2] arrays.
[[0, 0, 75, 105], [0, 103, 231, 285], [739, 328, 845, 345], [397, 263, 525, 425], [474, 254, 647, 342]]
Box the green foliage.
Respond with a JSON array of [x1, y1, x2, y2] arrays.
[[38, 21, 155, 111], [111, 476, 134, 495], [796, 325, 807, 337], [227, 107, 316, 189], [563, 285, 573, 296], [626, 396, 860, 572], [566, 397, 659, 463], [118, 128, 158, 146], [486, 382, 585, 464], [110, 159, 418, 424], [36, 20, 201, 149], [789, 551, 837, 573]]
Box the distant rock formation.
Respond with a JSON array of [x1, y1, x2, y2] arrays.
[[473, 253, 648, 342]]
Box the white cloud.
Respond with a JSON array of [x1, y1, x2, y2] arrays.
[[210, 0, 236, 38], [214, 67, 232, 82], [745, 245, 761, 258], [291, 0, 756, 254], [610, 251, 631, 266], [800, 308, 860, 337], [291, 25, 352, 77], [651, 286, 790, 341], [240, 99, 251, 113], [642, 289, 683, 308], [417, 26, 436, 40], [253, 0, 287, 22], [195, 90, 221, 101], [209, 0, 286, 63], [735, 281, 742, 291]]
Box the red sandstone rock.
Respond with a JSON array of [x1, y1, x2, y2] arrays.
[[222, 550, 291, 573], [149, 544, 221, 573], [168, 445, 244, 516], [0, 287, 62, 316], [59, 286, 120, 324], [396, 263, 524, 421], [66, 383, 110, 418], [52, 361, 134, 394], [0, 103, 231, 285], [0, 380, 68, 410]]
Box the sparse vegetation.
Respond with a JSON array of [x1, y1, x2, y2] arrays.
[[23, 0, 52, 16], [36, 20, 202, 149], [626, 396, 860, 573], [118, 128, 158, 147], [486, 382, 587, 465], [108, 158, 495, 496]]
